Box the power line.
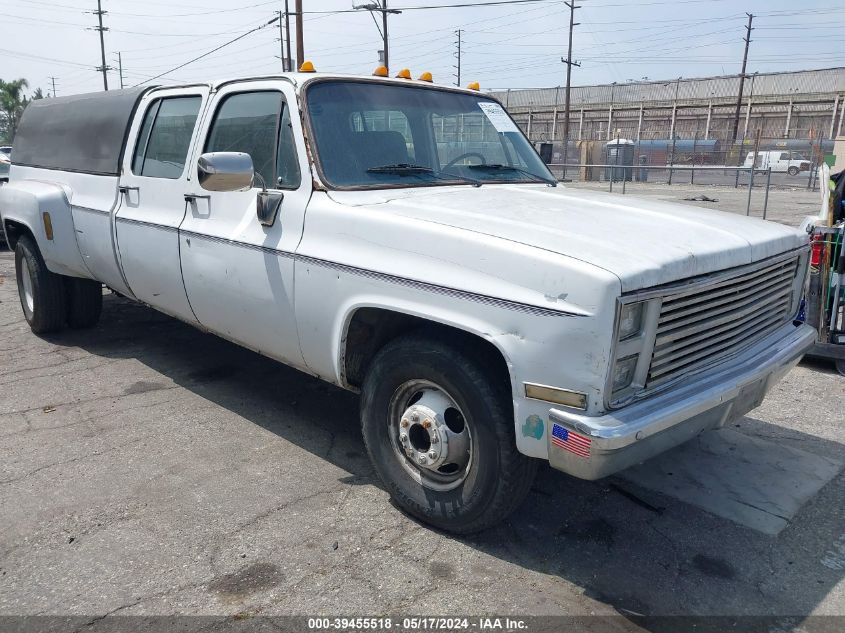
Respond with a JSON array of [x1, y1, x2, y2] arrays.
[[303, 0, 556, 14], [130, 15, 280, 87]]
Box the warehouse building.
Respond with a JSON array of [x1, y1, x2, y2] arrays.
[[490, 67, 845, 150]]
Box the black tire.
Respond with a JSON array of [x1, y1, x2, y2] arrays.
[[788, 166, 799, 176], [15, 235, 67, 334], [361, 333, 537, 534], [66, 277, 103, 329]]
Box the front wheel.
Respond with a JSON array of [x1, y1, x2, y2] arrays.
[[361, 334, 537, 534], [787, 166, 799, 176], [15, 236, 67, 334]]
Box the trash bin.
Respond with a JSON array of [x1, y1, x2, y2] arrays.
[[604, 139, 634, 182], [637, 154, 648, 182]]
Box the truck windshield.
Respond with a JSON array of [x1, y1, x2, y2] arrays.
[[305, 80, 555, 189]]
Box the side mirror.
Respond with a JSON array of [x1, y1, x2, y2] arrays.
[[198, 152, 254, 192]]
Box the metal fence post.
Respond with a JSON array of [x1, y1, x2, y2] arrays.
[[735, 134, 746, 188], [691, 133, 697, 185], [668, 135, 676, 185], [762, 167, 771, 219], [746, 167, 754, 216]]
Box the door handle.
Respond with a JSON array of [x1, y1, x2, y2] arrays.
[[119, 185, 139, 194], [184, 193, 211, 202]]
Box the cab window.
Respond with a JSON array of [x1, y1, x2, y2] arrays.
[[132, 96, 202, 179], [204, 90, 300, 190]]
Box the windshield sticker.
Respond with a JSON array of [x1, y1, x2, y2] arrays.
[[478, 102, 519, 133]]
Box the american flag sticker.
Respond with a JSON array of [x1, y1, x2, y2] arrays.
[[551, 423, 591, 458]]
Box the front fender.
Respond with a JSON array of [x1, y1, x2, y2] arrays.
[[295, 259, 614, 460]]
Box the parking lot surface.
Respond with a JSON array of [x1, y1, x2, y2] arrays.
[[567, 181, 822, 227], [0, 236, 844, 621]]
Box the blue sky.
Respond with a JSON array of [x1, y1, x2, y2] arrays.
[[1, 0, 842, 96]]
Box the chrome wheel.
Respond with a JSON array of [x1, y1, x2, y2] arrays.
[[19, 255, 35, 314], [388, 380, 473, 492]]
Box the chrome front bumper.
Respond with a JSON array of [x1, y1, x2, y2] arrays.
[[548, 322, 816, 480]]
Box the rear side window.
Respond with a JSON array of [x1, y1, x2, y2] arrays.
[[204, 90, 300, 190], [132, 96, 202, 179]]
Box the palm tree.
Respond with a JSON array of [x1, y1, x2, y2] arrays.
[[0, 78, 30, 144]]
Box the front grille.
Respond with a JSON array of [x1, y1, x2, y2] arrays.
[[646, 254, 801, 388]]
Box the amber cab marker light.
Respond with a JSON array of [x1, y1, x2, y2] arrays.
[[395, 68, 412, 79], [42, 211, 54, 241], [467, 81, 480, 91], [418, 71, 433, 82], [372, 66, 389, 77], [299, 60, 316, 73]]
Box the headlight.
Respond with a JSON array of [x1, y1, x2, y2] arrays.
[[612, 355, 638, 392], [618, 301, 644, 340], [608, 298, 659, 406]]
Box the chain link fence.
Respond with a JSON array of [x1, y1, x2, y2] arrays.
[[490, 67, 844, 192]]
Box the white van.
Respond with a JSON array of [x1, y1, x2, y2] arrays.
[[744, 150, 811, 176]]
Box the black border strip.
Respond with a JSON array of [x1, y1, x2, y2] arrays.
[[116, 216, 179, 233]]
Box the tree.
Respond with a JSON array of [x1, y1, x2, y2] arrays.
[[0, 78, 30, 144]]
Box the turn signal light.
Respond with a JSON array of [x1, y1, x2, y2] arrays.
[[467, 81, 480, 91], [418, 71, 433, 82], [373, 65, 389, 77], [395, 68, 412, 79], [299, 60, 316, 73], [810, 232, 824, 267]]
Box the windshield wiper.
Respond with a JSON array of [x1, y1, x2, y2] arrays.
[[366, 163, 481, 187], [367, 163, 431, 174], [468, 163, 557, 186]]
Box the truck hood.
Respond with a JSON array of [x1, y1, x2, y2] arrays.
[[328, 184, 807, 292]]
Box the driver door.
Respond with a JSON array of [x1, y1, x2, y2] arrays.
[[178, 81, 310, 370]]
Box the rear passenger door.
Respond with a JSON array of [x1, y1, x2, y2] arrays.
[[178, 81, 311, 369], [115, 87, 208, 323]]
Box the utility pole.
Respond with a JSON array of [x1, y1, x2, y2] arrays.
[[381, 1, 391, 73], [285, 0, 292, 72], [560, 1, 580, 179], [730, 13, 754, 141], [295, 0, 304, 70], [116, 52, 124, 89], [277, 10, 286, 71], [93, 0, 110, 90], [354, 2, 401, 72], [454, 29, 463, 86], [48, 76, 58, 97]]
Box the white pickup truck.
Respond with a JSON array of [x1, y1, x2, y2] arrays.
[[0, 71, 815, 533]]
